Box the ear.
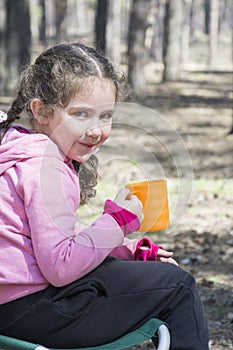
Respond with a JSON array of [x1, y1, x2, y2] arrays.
[[30, 98, 49, 125]]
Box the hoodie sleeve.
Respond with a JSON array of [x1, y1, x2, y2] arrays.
[[18, 154, 124, 287], [109, 237, 138, 260]]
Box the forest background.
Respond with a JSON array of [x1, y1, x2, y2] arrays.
[[0, 1, 232, 349]]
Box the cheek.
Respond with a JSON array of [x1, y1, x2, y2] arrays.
[[63, 120, 84, 141], [52, 121, 81, 152], [101, 123, 112, 140]]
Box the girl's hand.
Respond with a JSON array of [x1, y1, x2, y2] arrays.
[[157, 248, 179, 265], [113, 188, 144, 223]]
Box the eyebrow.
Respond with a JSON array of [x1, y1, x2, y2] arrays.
[[69, 105, 115, 114]]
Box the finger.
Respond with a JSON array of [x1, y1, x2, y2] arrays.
[[131, 195, 143, 208], [160, 257, 178, 265], [167, 258, 179, 266], [130, 194, 139, 201], [138, 199, 143, 209], [116, 188, 131, 201], [123, 188, 132, 199], [139, 213, 144, 223], [157, 249, 173, 257]]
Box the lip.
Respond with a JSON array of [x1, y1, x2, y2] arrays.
[[78, 142, 98, 148]]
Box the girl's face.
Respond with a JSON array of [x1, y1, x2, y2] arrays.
[[45, 78, 116, 162]]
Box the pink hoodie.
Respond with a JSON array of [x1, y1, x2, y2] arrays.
[[0, 127, 139, 304]]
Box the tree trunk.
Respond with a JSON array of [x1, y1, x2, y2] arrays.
[[128, 0, 150, 102], [55, 0, 68, 43], [218, 0, 228, 34], [76, 0, 87, 34], [150, 0, 166, 62], [106, 0, 122, 65], [121, 0, 131, 44], [39, 0, 46, 45], [190, 0, 202, 41], [5, 0, 31, 94], [181, 0, 192, 65], [95, 0, 108, 54], [209, 0, 219, 68], [204, 0, 210, 34], [44, 0, 55, 40], [163, 0, 184, 81]]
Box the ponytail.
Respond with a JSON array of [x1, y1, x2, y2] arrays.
[[0, 92, 25, 143], [7, 91, 25, 120]]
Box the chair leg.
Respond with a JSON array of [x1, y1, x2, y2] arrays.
[[152, 324, 170, 350]]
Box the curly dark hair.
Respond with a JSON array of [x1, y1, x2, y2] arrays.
[[1, 43, 121, 204]]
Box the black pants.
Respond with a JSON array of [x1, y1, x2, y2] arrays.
[[0, 258, 209, 350]]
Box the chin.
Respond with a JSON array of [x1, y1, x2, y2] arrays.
[[72, 153, 92, 162]]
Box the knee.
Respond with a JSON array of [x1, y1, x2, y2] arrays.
[[182, 269, 197, 287], [168, 264, 198, 291]]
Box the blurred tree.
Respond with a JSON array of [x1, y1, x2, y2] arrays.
[[128, 0, 150, 101], [149, 0, 165, 62], [95, 0, 108, 54], [204, 0, 210, 34], [75, 0, 89, 35], [209, 0, 219, 68], [55, 0, 68, 43], [4, 0, 31, 94], [163, 0, 184, 81], [181, 0, 192, 65], [106, 0, 121, 65], [190, 0, 203, 41], [218, 0, 228, 33], [121, 0, 131, 48], [39, 0, 46, 45]]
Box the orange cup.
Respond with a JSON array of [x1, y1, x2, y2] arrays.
[[125, 179, 170, 232]]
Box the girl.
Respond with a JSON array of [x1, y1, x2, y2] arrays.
[[0, 43, 209, 350]]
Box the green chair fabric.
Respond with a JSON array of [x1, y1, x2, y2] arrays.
[[0, 318, 170, 350]]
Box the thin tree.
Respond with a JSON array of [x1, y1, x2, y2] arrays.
[[127, 0, 150, 101], [209, 0, 219, 68], [106, 0, 122, 65], [181, 0, 192, 65], [163, 0, 184, 81], [55, 0, 68, 43], [150, 0, 166, 62], [204, 0, 210, 34], [75, 0, 88, 34], [4, 0, 31, 94], [190, 0, 203, 41], [39, 0, 46, 46], [95, 0, 108, 54]]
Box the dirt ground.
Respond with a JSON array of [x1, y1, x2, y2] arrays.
[[0, 38, 232, 349]]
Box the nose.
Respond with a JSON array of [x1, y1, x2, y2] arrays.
[[85, 124, 102, 139]]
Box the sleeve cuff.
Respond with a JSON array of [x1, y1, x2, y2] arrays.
[[135, 238, 163, 261], [103, 199, 140, 235]]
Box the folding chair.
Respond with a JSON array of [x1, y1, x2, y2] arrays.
[[0, 318, 170, 350]]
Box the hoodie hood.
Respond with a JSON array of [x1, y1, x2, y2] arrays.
[[0, 127, 65, 176]]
